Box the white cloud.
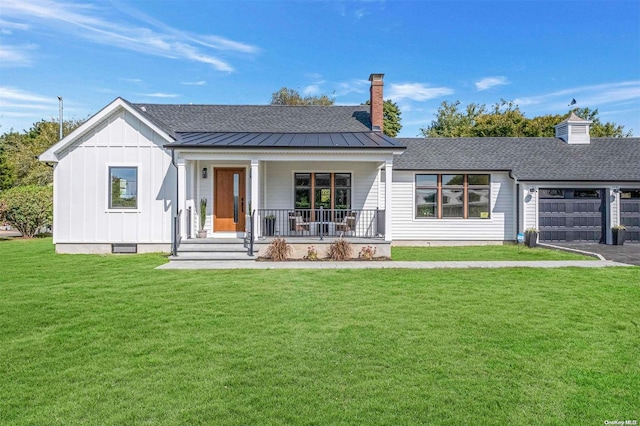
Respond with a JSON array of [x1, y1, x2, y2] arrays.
[[0, 18, 30, 34], [303, 84, 321, 95], [0, 44, 37, 67], [140, 92, 180, 98], [333, 79, 369, 97], [475, 76, 510, 91], [181, 81, 207, 86], [387, 83, 454, 102], [1, 0, 260, 72], [514, 81, 640, 110], [0, 87, 55, 105]]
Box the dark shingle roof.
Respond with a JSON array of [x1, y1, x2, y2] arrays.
[[394, 137, 640, 181], [167, 132, 403, 149], [131, 103, 372, 136]]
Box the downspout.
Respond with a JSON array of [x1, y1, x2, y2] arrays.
[[508, 170, 520, 238]]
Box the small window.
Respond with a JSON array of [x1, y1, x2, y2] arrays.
[[415, 175, 438, 218], [109, 167, 137, 209], [540, 189, 565, 199]]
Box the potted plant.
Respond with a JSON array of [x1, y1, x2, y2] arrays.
[[264, 214, 276, 236], [612, 225, 626, 246], [524, 227, 538, 248], [197, 197, 207, 238]]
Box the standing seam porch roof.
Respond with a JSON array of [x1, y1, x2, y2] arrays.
[[166, 131, 404, 149]]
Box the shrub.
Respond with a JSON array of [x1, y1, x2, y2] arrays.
[[0, 185, 52, 238], [358, 245, 377, 260], [265, 238, 291, 261], [304, 245, 318, 261], [327, 238, 353, 261], [199, 198, 207, 230]]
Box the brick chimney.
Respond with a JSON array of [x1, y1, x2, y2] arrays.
[[369, 73, 384, 132]]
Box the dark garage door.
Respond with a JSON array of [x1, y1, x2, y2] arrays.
[[621, 189, 640, 243], [539, 188, 604, 243]]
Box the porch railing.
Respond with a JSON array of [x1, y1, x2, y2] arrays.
[[256, 208, 384, 239]]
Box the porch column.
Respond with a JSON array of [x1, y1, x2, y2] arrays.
[[384, 159, 393, 242], [251, 159, 260, 237], [177, 158, 187, 239]]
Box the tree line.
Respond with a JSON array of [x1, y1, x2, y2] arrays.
[[421, 100, 631, 138]]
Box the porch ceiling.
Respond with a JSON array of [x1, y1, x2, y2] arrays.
[[166, 132, 405, 150]]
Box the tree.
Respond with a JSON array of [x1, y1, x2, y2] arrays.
[[363, 99, 403, 137], [420, 100, 484, 137], [0, 142, 15, 191], [270, 87, 335, 106], [0, 185, 53, 238], [0, 118, 85, 189], [421, 100, 632, 138]]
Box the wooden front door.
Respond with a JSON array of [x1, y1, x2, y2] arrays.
[[214, 168, 246, 232]]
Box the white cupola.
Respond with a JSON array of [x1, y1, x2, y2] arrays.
[[554, 112, 592, 144]]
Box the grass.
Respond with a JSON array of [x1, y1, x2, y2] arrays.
[[392, 244, 592, 261], [1, 238, 638, 425]]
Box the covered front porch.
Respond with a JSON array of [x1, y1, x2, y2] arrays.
[[172, 151, 397, 255]]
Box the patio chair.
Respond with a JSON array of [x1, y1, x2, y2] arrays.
[[289, 212, 310, 236], [336, 212, 357, 237]]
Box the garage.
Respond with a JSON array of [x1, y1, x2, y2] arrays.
[[538, 188, 605, 243], [620, 189, 640, 243]]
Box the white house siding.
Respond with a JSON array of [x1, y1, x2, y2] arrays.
[[392, 171, 516, 243], [53, 109, 174, 253], [522, 185, 538, 231]]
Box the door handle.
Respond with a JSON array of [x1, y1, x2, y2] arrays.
[[241, 198, 244, 213]]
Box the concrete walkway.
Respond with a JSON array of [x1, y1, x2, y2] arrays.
[[157, 259, 631, 270]]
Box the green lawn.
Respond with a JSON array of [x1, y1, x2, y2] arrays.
[[1, 238, 638, 425], [392, 244, 592, 261]]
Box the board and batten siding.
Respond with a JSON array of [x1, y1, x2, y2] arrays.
[[263, 161, 381, 210], [53, 109, 175, 251], [392, 171, 516, 241]]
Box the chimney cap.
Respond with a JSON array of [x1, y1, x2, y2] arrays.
[[369, 73, 384, 82]]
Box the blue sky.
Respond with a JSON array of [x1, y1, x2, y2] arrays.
[[1, 0, 639, 137]]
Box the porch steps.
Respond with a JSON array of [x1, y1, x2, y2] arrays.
[[169, 238, 256, 261]]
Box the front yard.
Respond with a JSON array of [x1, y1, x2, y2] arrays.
[[1, 238, 638, 425]]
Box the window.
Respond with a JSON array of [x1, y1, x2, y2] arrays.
[[109, 167, 137, 209], [415, 174, 490, 219], [294, 172, 351, 211]]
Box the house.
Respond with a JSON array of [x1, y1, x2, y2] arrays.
[[39, 74, 640, 257]]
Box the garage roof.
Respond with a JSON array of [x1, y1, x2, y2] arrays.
[[394, 137, 640, 181]]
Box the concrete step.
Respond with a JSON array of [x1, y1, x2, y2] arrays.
[[178, 243, 247, 253], [180, 238, 245, 244], [169, 252, 256, 261]]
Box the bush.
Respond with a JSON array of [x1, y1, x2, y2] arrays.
[[327, 238, 353, 261], [265, 238, 291, 261], [0, 185, 52, 238], [358, 245, 377, 260]]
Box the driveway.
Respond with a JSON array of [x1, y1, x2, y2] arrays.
[[549, 242, 640, 266]]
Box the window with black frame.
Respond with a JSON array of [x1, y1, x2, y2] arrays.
[[294, 172, 352, 216], [109, 167, 137, 209]]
